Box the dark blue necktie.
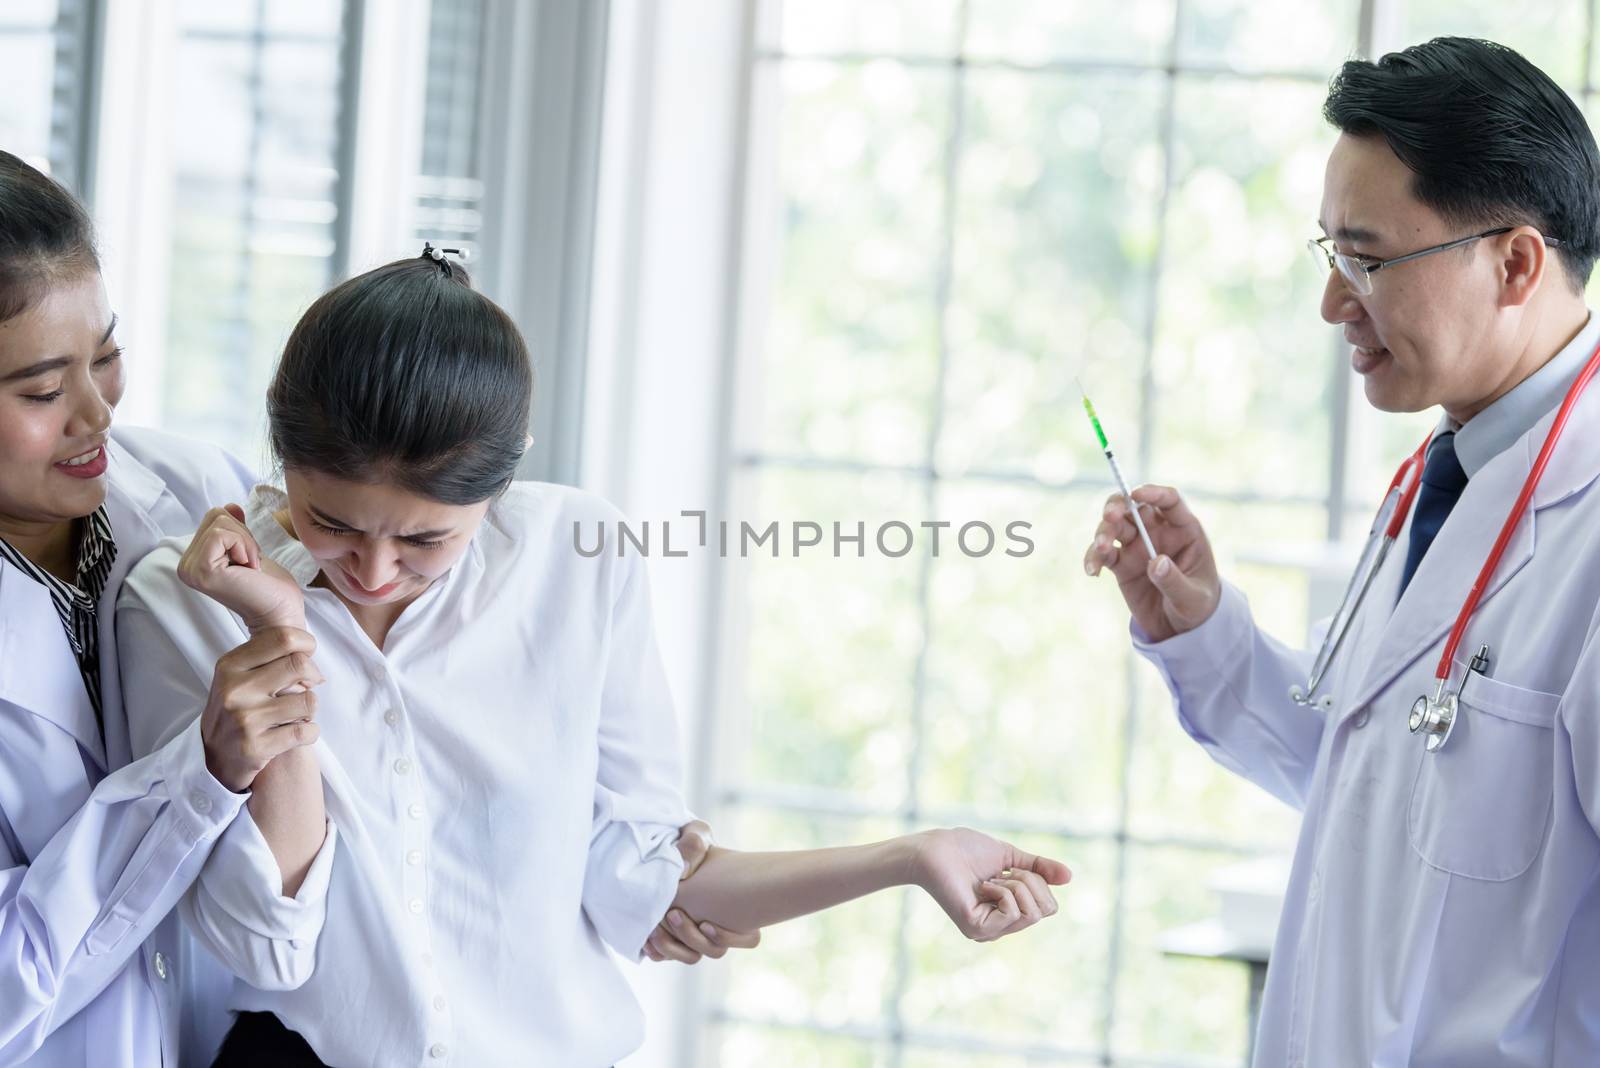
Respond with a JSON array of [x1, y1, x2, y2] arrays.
[[1399, 431, 1468, 594]]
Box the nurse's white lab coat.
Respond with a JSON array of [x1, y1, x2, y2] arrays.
[[1137, 377, 1600, 1065], [0, 427, 253, 1068]]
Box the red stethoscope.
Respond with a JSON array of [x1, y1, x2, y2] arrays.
[[1288, 337, 1600, 752]]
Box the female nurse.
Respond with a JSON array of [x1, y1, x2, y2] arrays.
[[0, 148, 317, 1067], [120, 249, 1072, 1066]]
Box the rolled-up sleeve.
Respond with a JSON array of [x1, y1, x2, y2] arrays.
[[182, 813, 336, 991], [582, 555, 690, 958], [0, 715, 244, 1061], [117, 545, 336, 992], [1133, 581, 1323, 809]]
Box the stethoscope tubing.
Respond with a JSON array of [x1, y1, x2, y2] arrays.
[[1428, 339, 1600, 685]]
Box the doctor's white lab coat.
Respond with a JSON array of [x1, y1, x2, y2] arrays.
[[1137, 375, 1600, 1066], [0, 428, 253, 1068]]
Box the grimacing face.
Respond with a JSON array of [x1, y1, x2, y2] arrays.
[[282, 468, 489, 610], [0, 272, 123, 537], [1317, 132, 1556, 422]]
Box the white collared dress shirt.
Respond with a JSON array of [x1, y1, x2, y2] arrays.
[[119, 481, 691, 1068]]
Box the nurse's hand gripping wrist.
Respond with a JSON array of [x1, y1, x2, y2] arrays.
[[179, 504, 305, 631], [200, 626, 325, 792], [1083, 483, 1222, 642], [645, 820, 764, 964]]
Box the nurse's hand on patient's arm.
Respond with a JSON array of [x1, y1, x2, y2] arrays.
[[200, 626, 324, 793], [1083, 484, 1222, 642], [644, 820, 763, 964], [182, 507, 327, 895]]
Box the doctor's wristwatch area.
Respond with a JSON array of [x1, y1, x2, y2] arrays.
[[1290, 332, 1600, 753]]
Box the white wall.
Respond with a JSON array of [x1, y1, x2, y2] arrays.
[[584, 3, 753, 1065]]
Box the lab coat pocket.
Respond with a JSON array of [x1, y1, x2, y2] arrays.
[[1407, 672, 1559, 881]]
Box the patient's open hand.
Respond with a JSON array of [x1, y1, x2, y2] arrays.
[[910, 827, 1072, 942]]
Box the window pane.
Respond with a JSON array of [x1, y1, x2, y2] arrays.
[[0, 1, 58, 22], [266, 0, 343, 36], [920, 485, 1129, 833], [176, 0, 255, 35], [1110, 844, 1258, 1060], [162, 6, 347, 462], [748, 60, 952, 467], [730, 466, 927, 804], [418, 0, 486, 256], [1178, 0, 1361, 73], [712, 1023, 889, 1068], [940, 69, 1164, 482], [715, 809, 906, 1031], [765, 0, 962, 57], [1126, 501, 1313, 845], [1403, 0, 1587, 92], [902, 1051, 1086, 1068], [0, 31, 56, 165], [900, 836, 1113, 1051], [1152, 77, 1337, 499], [965, 0, 1174, 68]]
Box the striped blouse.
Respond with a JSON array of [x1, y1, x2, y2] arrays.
[[0, 506, 117, 723]]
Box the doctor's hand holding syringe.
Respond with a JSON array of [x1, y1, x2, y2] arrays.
[[1076, 385, 1222, 642]]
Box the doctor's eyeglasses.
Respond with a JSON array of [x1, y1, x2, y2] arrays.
[[1307, 227, 1564, 296]]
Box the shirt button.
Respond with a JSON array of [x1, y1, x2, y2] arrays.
[[408, 803, 425, 820], [370, 666, 388, 684], [409, 898, 425, 915], [153, 951, 169, 981], [433, 994, 447, 1012], [384, 709, 400, 726], [1353, 707, 1371, 728], [191, 791, 213, 814], [407, 850, 423, 866], [429, 1044, 448, 1059], [394, 758, 412, 776]]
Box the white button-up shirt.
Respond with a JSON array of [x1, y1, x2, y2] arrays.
[[1135, 314, 1600, 1065], [119, 482, 691, 1067]]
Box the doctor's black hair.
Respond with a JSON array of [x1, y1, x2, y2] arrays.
[[0, 150, 99, 323], [266, 255, 533, 505], [1323, 37, 1600, 291]]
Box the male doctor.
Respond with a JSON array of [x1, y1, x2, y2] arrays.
[[1085, 37, 1600, 1066]]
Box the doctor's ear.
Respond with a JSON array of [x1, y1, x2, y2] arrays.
[[523, 434, 534, 453], [1497, 226, 1554, 308]]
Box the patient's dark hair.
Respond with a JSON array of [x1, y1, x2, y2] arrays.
[[267, 255, 533, 505], [0, 150, 99, 323], [1323, 36, 1600, 290]]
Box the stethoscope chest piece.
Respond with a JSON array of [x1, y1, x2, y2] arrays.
[[1409, 644, 1490, 755], [1409, 690, 1459, 753]]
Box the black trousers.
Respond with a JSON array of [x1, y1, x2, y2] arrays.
[[211, 1009, 616, 1066], [212, 1011, 330, 1067]]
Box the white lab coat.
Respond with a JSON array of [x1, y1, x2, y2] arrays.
[[0, 427, 254, 1068], [1137, 374, 1600, 1065]]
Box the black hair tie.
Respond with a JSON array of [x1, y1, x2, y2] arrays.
[[420, 241, 467, 279]]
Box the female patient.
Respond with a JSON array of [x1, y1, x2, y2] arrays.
[[119, 250, 1070, 1066]]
